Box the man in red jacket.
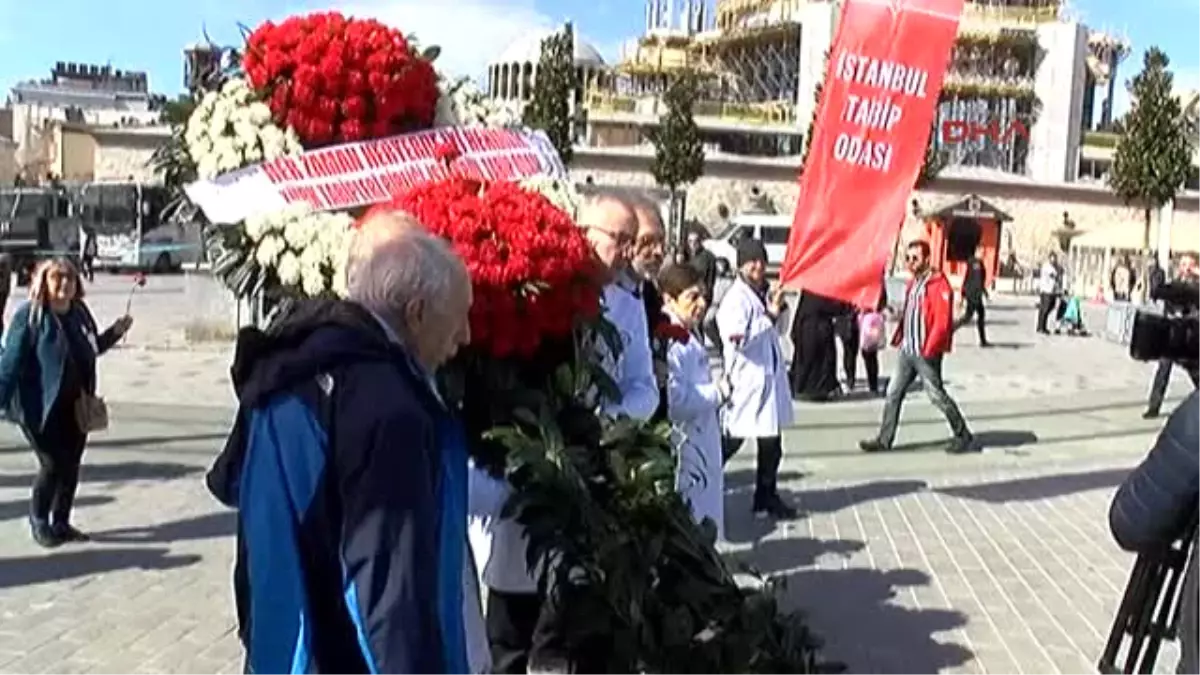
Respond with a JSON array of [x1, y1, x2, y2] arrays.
[[860, 240, 975, 454]]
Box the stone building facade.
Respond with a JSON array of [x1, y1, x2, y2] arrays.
[[569, 148, 1200, 264]]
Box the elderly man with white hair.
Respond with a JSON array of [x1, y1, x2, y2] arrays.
[[469, 190, 659, 674], [207, 209, 489, 674]]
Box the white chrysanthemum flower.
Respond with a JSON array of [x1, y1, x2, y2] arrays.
[[277, 251, 301, 286], [244, 213, 269, 241], [519, 176, 581, 218], [183, 77, 302, 180], [254, 233, 286, 267], [283, 219, 314, 251], [248, 102, 272, 126]]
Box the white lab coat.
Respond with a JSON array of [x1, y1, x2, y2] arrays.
[[715, 278, 793, 438], [468, 280, 659, 597], [664, 310, 725, 540]]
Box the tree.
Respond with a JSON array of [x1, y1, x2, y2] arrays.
[[523, 23, 577, 165], [1109, 47, 1193, 250], [649, 70, 705, 247]]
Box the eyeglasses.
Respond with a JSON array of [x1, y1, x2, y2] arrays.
[[587, 226, 635, 248]]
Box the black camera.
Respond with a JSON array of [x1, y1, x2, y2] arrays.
[[1129, 281, 1199, 365]]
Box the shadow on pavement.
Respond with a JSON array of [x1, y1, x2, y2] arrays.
[[0, 547, 202, 589], [727, 537, 865, 576], [972, 429, 1038, 449], [724, 479, 928, 544], [935, 466, 1130, 503], [0, 461, 201, 489], [777, 567, 972, 673], [0, 432, 228, 454], [93, 511, 234, 544], [0, 495, 115, 522], [795, 397, 1172, 431], [88, 433, 229, 449], [725, 468, 807, 490]]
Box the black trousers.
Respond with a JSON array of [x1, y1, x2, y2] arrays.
[[80, 256, 95, 282], [1147, 358, 1200, 415], [1036, 293, 1057, 333], [486, 586, 582, 674], [26, 398, 88, 527], [721, 435, 782, 506], [956, 297, 988, 344], [833, 315, 880, 391]]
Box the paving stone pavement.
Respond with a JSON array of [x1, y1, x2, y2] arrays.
[[0, 277, 1192, 673]]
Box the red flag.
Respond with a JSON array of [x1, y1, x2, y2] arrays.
[[780, 0, 965, 308]]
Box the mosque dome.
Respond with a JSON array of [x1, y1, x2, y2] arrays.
[[492, 30, 606, 68]]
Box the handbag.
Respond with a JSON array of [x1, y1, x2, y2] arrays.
[[74, 392, 109, 433], [858, 311, 886, 353]]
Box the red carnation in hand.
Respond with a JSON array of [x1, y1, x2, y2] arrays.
[[243, 11, 439, 148], [654, 319, 691, 344], [391, 178, 603, 359]]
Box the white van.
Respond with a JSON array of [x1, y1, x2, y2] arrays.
[[702, 213, 792, 272]]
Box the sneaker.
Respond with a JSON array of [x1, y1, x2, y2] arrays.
[[1142, 410, 1159, 420], [859, 438, 889, 453], [946, 433, 977, 454], [53, 524, 90, 543], [753, 494, 800, 520], [30, 520, 62, 549]]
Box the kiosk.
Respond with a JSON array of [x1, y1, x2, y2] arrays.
[[921, 194, 1012, 292]]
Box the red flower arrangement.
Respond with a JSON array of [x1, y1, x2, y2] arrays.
[[391, 178, 603, 358], [242, 11, 439, 147], [653, 318, 691, 344]]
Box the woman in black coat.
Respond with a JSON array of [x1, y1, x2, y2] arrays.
[[788, 291, 841, 402]]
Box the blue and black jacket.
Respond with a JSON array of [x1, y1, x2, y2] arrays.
[[207, 299, 471, 674]]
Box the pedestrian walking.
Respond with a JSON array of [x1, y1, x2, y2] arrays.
[[860, 241, 975, 454], [955, 254, 990, 346], [78, 226, 97, 282], [0, 258, 133, 547], [1036, 252, 1063, 334]]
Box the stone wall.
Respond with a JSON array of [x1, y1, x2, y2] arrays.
[[0, 141, 14, 185], [93, 134, 164, 182], [569, 150, 1200, 264]]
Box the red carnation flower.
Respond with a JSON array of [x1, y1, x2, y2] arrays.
[[654, 319, 691, 344], [390, 178, 603, 359], [243, 11, 439, 148], [434, 140, 461, 165]]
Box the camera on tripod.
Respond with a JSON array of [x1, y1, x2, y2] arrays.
[[1129, 280, 1199, 366]]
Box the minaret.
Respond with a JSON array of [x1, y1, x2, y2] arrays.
[[645, 0, 653, 32]]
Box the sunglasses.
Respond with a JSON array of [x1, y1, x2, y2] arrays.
[[905, 255, 922, 263]]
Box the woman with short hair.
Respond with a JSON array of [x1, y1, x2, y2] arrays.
[[658, 263, 728, 539], [0, 258, 132, 547]]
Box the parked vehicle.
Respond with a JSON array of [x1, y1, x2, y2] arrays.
[[0, 187, 76, 285], [703, 213, 792, 273], [74, 182, 190, 272]]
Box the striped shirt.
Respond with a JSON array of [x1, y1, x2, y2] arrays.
[[901, 274, 929, 356]]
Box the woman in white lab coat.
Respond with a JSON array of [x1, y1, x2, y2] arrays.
[[715, 238, 797, 520], [658, 263, 728, 540]]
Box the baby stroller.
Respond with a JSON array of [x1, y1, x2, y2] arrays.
[[1054, 293, 1089, 336]]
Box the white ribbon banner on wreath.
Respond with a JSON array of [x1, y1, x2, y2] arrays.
[[185, 127, 569, 224]]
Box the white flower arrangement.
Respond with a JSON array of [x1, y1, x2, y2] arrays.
[[242, 203, 354, 298], [185, 77, 304, 180], [519, 176, 583, 220], [434, 77, 523, 130]]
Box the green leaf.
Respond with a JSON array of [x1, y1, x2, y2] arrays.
[[521, 22, 577, 164], [1108, 46, 1194, 249], [422, 45, 441, 62]]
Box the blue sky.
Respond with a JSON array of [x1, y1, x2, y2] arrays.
[[0, 0, 1195, 114]]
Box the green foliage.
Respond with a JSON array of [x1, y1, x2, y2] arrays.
[[158, 94, 198, 127], [523, 23, 578, 165], [453, 317, 840, 674], [1109, 47, 1194, 248], [650, 71, 706, 192]]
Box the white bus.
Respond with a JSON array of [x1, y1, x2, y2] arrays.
[[75, 182, 193, 272]]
